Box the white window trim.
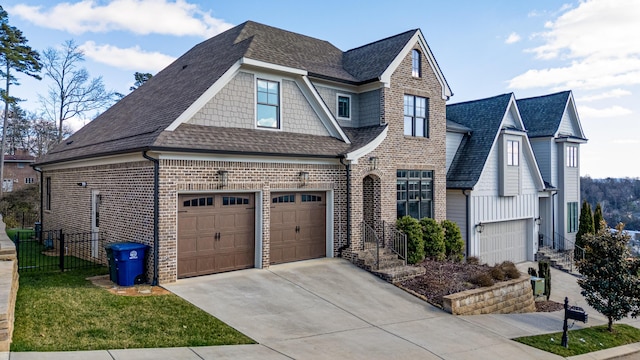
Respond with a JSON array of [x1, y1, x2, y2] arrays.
[[336, 93, 351, 121], [507, 140, 520, 166], [412, 49, 421, 78], [254, 75, 283, 131]]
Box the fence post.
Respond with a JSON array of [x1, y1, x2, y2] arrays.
[[59, 230, 65, 271]]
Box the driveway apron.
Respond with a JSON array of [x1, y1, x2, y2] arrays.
[[165, 258, 561, 360]]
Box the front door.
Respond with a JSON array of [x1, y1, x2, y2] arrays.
[[91, 190, 101, 258]]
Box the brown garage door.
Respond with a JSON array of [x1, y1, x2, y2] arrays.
[[178, 193, 255, 278], [270, 192, 326, 264]]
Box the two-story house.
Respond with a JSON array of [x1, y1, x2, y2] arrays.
[[3, 149, 38, 193], [445, 91, 587, 265], [34, 21, 452, 284]]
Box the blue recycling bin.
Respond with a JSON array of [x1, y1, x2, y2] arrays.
[[110, 242, 149, 286]]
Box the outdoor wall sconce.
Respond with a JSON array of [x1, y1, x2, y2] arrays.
[[77, 182, 87, 188], [535, 217, 542, 225], [369, 156, 379, 170], [299, 171, 310, 186], [475, 222, 485, 233], [218, 170, 229, 187]]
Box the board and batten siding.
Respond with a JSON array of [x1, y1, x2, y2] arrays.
[[446, 132, 464, 173], [446, 190, 467, 243]]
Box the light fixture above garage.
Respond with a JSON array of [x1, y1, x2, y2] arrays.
[[535, 217, 542, 225], [299, 171, 310, 186], [218, 170, 229, 187], [475, 222, 484, 233]]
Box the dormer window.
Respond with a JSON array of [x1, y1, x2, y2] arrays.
[[337, 94, 351, 120], [507, 140, 519, 166], [412, 49, 421, 77], [256, 79, 280, 129]]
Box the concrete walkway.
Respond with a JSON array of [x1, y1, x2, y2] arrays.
[[7, 259, 640, 359]]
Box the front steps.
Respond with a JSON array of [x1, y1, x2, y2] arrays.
[[536, 246, 581, 276], [355, 248, 425, 283]]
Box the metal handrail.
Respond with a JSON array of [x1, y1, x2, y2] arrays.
[[382, 221, 407, 264], [361, 222, 379, 270]]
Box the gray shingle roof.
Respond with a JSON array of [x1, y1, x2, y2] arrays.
[[343, 30, 416, 82], [446, 93, 513, 189], [36, 21, 415, 166], [516, 91, 570, 138]]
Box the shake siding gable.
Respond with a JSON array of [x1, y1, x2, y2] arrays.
[[188, 71, 330, 136], [314, 85, 360, 128]]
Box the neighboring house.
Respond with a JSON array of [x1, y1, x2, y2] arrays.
[[517, 91, 587, 250], [445, 91, 587, 265], [3, 149, 38, 193], [446, 94, 546, 265], [34, 21, 452, 284]]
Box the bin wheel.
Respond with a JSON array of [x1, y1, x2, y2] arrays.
[[134, 274, 146, 285]]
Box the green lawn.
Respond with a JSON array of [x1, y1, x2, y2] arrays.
[[12, 268, 255, 351], [514, 324, 640, 357]]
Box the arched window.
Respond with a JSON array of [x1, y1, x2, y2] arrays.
[[412, 49, 421, 77]]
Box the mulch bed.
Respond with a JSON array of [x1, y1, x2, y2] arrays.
[[400, 259, 563, 313]]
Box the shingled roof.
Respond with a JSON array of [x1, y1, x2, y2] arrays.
[[37, 21, 420, 166], [516, 91, 571, 138], [446, 93, 513, 189]]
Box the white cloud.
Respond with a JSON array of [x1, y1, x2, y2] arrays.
[[613, 139, 640, 144], [80, 41, 176, 72], [509, 0, 640, 91], [505, 32, 521, 44], [578, 105, 632, 118], [576, 89, 632, 102], [8, 0, 233, 38]]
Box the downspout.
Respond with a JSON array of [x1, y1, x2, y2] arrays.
[[142, 151, 159, 286], [339, 157, 351, 256], [34, 167, 43, 236], [463, 189, 471, 258], [552, 191, 558, 249]]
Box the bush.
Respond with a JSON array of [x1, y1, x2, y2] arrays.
[[500, 261, 521, 279], [420, 218, 445, 261], [471, 272, 494, 287], [490, 266, 505, 281], [441, 220, 465, 262], [396, 216, 425, 264]]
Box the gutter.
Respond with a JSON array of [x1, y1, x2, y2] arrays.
[[142, 151, 160, 286], [338, 157, 351, 256], [463, 189, 471, 258]]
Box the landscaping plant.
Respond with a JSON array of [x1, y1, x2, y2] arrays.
[[441, 219, 464, 262], [396, 216, 425, 264], [577, 223, 640, 332], [420, 217, 445, 261], [538, 260, 551, 300], [575, 200, 594, 251]]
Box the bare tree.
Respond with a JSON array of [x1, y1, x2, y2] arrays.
[[40, 40, 113, 143], [28, 116, 63, 159]]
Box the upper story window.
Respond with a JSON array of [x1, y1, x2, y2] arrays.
[[567, 146, 578, 167], [411, 49, 421, 77], [25, 177, 35, 184], [337, 95, 350, 120], [507, 140, 520, 166], [17, 163, 24, 169], [404, 95, 428, 138], [256, 79, 280, 129]]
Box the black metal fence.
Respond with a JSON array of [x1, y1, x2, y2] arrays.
[[13, 229, 107, 272], [2, 211, 39, 230]]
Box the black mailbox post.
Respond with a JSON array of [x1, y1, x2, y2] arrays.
[[561, 297, 588, 348]]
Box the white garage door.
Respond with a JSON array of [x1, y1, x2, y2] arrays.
[[478, 220, 528, 265]]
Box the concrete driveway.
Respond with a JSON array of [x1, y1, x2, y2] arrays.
[[165, 258, 559, 360]]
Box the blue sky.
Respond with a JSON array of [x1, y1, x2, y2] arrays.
[[2, 0, 639, 179]]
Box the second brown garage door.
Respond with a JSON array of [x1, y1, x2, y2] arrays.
[[270, 192, 326, 264], [178, 193, 255, 278]]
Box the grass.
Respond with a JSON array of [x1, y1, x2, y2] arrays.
[[514, 324, 640, 357], [12, 268, 255, 351]]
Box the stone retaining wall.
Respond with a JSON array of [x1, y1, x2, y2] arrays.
[[0, 219, 18, 351], [443, 274, 536, 315]]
